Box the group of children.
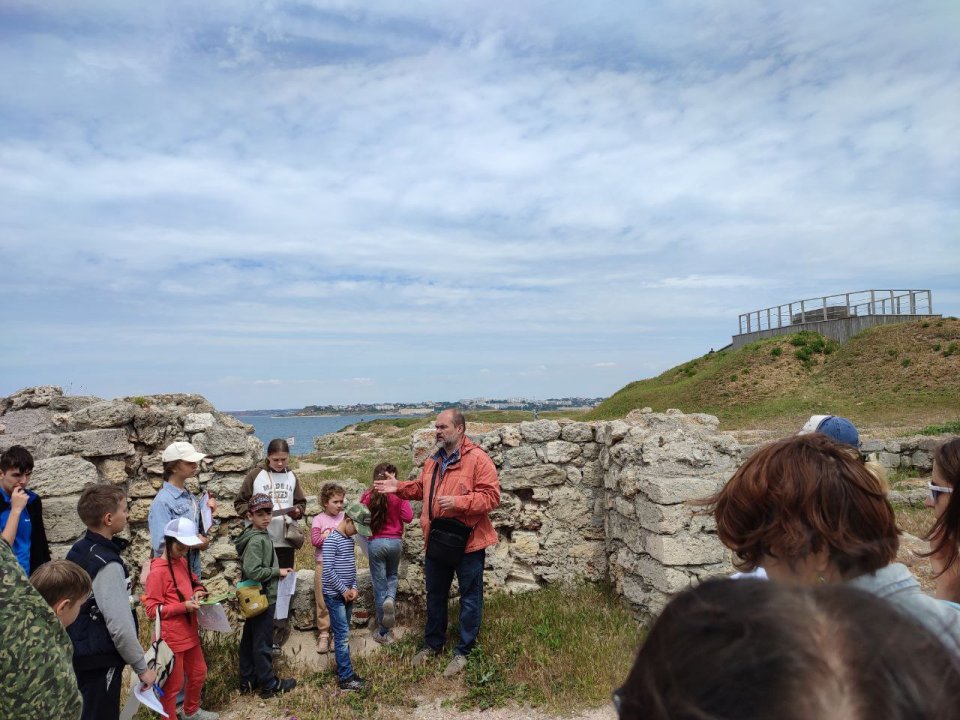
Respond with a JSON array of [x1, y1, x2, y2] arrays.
[[2, 436, 412, 720]]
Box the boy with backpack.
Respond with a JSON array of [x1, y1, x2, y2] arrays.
[[67, 484, 156, 720]]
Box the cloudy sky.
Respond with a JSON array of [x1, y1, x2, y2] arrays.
[[2, 1, 958, 410]]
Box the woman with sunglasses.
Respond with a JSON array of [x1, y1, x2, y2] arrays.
[[705, 433, 960, 657], [925, 438, 960, 602]]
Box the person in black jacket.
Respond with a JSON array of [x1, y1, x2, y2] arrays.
[[0, 445, 50, 576]]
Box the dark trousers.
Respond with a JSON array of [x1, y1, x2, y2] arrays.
[[424, 549, 485, 656], [76, 663, 124, 720], [274, 548, 295, 647], [239, 603, 276, 689]]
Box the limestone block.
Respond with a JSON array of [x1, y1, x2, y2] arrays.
[[49, 543, 72, 561], [614, 496, 635, 518], [580, 442, 601, 460], [129, 481, 159, 498], [636, 556, 692, 594], [500, 425, 522, 447], [43, 495, 86, 543], [617, 466, 643, 498], [504, 445, 539, 468], [637, 500, 695, 534], [71, 401, 137, 429], [184, 412, 215, 432], [128, 500, 151, 524], [860, 439, 884, 453], [646, 533, 725, 566], [206, 473, 246, 500], [912, 450, 932, 471], [581, 461, 603, 487], [291, 568, 317, 630], [41, 428, 131, 458], [499, 464, 566, 490], [476, 432, 502, 452], [566, 466, 583, 485], [609, 441, 643, 466], [877, 451, 901, 468], [31, 456, 99, 497], [531, 487, 551, 501], [637, 473, 724, 505], [885, 441, 902, 453], [602, 420, 631, 445], [9, 386, 63, 410], [490, 493, 521, 528], [504, 560, 540, 594], [191, 426, 249, 456], [96, 458, 129, 484], [142, 452, 164, 475], [606, 512, 645, 554], [210, 540, 239, 561], [510, 530, 540, 560], [519, 420, 561, 443], [211, 454, 253, 473], [560, 423, 595, 443], [545, 440, 581, 463]]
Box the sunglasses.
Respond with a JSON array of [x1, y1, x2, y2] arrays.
[[929, 482, 954, 503]]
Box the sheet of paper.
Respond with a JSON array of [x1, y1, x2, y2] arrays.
[[199, 492, 213, 533], [275, 571, 298, 620], [197, 602, 232, 632], [271, 505, 297, 517], [120, 682, 168, 719]]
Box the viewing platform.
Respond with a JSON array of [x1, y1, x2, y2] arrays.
[[732, 289, 937, 349]]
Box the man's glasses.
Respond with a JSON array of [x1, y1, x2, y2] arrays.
[[929, 482, 954, 504]]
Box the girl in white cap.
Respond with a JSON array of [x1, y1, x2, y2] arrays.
[[147, 441, 218, 579], [144, 518, 218, 720]]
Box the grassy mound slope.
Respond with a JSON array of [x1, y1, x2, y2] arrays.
[[587, 318, 960, 431]]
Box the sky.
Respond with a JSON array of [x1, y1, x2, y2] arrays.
[[1, 1, 958, 410]]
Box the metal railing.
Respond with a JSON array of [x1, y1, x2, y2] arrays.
[[738, 290, 934, 335]]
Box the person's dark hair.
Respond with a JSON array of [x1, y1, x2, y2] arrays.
[[320, 482, 346, 508], [162, 460, 185, 480], [163, 537, 189, 609], [368, 463, 398, 536], [705, 434, 898, 579], [448, 409, 466, 432], [76, 484, 126, 527], [266, 438, 290, 456], [924, 438, 960, 575], [0, 445, 34, 473], [616, 578, 960, 720], [30, 560, 92, 606]]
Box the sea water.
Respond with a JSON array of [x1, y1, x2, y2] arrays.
[[239, 413, 409, 456]]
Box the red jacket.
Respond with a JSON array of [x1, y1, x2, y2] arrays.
[[396, 437, 500, 554], [144, 556, 205, 652]]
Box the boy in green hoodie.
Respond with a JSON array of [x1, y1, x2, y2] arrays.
[[234, 493, 297, 699]]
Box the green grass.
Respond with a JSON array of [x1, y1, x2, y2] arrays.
[[919, 420, 960, 436], [186, 583, 640, 719]]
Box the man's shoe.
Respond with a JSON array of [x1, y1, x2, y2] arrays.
[[443, 654, 468, 678], [238, 680, 257, 694], [412, 647, 440, 667], [260, 678, 297, 699], [371, 630, 391, 646], [381, 598, 396, 629], [338, 674, 368, 692], [183, 710, 220, 720]]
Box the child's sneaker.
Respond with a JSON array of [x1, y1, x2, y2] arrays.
[[260, 678, 297, 699], [381, 598, 396, 629], [443, 654, 468, 678], [371, 630, 391, 645], [338, 674, 369, 692], [183, 710, 220, 720]]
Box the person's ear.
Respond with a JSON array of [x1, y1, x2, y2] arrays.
[[53, 598, 72, 620]]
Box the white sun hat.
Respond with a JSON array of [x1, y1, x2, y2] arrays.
[[163, 517, 204, 546], [161, 441, 207, 463]]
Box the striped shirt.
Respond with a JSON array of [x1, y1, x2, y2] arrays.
[[321, 530, 357, 596]]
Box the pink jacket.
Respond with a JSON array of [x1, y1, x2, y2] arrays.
[[395, 437, 500, 554], [360, 490, 413, 539], [311, 511, 343, 562]]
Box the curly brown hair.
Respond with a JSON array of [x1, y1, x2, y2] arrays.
[[705, 433, 898, 579]]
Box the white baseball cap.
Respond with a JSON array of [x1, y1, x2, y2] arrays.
[[163, 517, 204, 546], [161, 441, 207, 463]]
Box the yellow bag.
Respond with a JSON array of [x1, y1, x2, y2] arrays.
[[236, 580, 268, 619]]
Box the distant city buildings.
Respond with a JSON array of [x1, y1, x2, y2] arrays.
[[287, 396, 604, 417]]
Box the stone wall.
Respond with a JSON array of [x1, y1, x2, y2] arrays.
[[0, 386, 262, 596], [861, 435, 952, 473]]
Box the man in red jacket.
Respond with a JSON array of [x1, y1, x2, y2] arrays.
[[375, 408, 500, 677]]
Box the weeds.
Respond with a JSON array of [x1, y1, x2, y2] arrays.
[[919, 420, 960, 436]]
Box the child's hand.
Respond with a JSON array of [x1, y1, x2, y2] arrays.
[[343, 588, 358, 602], [184, 599, 200, 613], [138, 668, 157, 686], [9, 487, 28, 512], [193, 589, 208, 601], [279, 568, 291, 578], [206, 494, 217, 512], [321, 528, 333, 539], [197, 534, 211, 550]]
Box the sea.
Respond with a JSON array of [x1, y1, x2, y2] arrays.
[[238, 413, 410, 456]]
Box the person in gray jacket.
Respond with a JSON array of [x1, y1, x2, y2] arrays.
[[706, 433, 960, 657]]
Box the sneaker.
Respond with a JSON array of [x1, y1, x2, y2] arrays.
[[237, 680, 257, 694], [271, 643, 282, 657], [381, 598, 396, 629], [338, 674, 369, 692], [412, 647, 439, 667], [316, 632, 330, 654], [260, 678, 297, 699], [371, 630, 391, 646], [183, 710, 220, 720], [443, 654, 468, 678]]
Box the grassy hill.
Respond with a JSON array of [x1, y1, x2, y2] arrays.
[[587, 318, 960, 432]]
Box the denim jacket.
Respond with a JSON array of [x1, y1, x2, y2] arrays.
[[147, 482, 202, 577]]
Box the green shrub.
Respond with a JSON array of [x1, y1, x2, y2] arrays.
[[920, 420, 960, 436], [729, 374, 738, 382], [771, 346, 783, 357], [901, 358, 911, 368]]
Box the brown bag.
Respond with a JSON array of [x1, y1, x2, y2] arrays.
[[283, 515, 305, 549]]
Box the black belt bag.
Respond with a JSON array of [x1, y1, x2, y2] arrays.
[[426, 461, 474, 567], [426, 517, 472, 567]]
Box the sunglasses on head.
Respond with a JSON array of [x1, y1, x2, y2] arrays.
[[929, 482, 954, 503]]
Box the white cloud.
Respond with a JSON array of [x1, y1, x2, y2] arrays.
[[593, 362, 616, 368]]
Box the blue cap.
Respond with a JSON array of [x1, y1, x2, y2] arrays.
[[815, 416, 860, 449]]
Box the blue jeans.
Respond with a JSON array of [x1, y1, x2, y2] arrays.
[[424, 549, 485, 656], [368, 538, 402, 635], [323, 593, 354, 681]]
